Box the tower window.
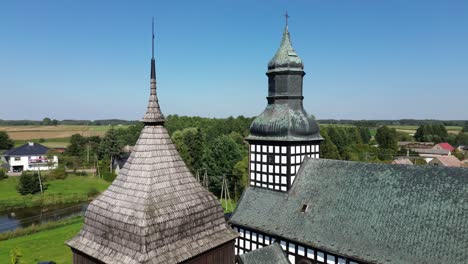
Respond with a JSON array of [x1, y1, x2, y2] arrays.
[[301, 204, 309, 213], [267, 154, 274, 164]]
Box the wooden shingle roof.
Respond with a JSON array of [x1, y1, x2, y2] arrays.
[[67, 42, 237, 264], [230, 159, 468, 264]]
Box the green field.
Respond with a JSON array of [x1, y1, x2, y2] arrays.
[[0, 218, 82, 264], [14, 137, 71, 148], [0, 175, 111, 210]]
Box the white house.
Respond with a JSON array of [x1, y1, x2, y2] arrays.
[[2, 142, 58, 172]]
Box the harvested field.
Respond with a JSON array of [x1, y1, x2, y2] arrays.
[[0, 125, 119, 140]]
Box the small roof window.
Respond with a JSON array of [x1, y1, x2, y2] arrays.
[[301, 204, 308, 213]]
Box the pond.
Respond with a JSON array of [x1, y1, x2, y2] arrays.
[[0, 202, 87, 233]]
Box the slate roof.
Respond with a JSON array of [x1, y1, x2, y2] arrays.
[[4, 142, 49, 156], [230, 158, 468, 264], [238, 243, 290, 264], [67, 43, 237, 264]]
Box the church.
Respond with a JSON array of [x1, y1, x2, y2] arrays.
[[229, 20, 467, 264], [67, 18, 467, 264]]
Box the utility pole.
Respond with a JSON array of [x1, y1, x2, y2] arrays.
[[35, 164, 43, 194]]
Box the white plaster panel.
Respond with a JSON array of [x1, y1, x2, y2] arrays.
[[298, 246, 305, 256], [280, 241, 287, 250], [281, 166, 287, 174], [288, 243, 295, 253], [317, 252, 324, 262]]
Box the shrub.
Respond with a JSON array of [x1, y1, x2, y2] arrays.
[[16, 171, 46, 195], [0, 169, 7, 180], [87, 187, 100, 197], [46, 165, 68, 180], [102, 171, 116, 182], [9, 247, 23, 264]]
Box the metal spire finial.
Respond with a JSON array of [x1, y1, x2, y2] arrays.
[[152, 17, 155, 59], [285, 11, 289, 26]]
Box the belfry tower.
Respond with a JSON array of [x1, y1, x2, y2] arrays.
[[246, 20, 323, 192]]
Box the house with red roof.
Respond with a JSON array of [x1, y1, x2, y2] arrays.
[[432, 142, 455, 152]]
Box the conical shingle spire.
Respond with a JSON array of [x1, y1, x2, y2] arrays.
[[142, 19, 165, 124], [67, 20, 238, 264]]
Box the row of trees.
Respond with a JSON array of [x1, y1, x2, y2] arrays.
[[414, 123, 468, 146]]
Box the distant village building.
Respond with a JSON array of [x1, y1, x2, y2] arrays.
[[67, 25, 237, 264], [429, 155, 463, 167], [2, 142, 58, 172], [432, 142, 455, 152], [229, 21, 468, 264], [397, 141, 433, 149], [391, 158, 413, 165], [411, 148, 451, 163]]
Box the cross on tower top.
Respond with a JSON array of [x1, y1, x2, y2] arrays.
[[285, 11, 290, 26]]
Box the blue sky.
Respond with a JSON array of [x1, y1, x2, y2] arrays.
[[0, 0, 467, 120]]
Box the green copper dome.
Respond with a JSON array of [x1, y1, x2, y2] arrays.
[[247, 24, 322, 142], [267, 25, 304, 72]]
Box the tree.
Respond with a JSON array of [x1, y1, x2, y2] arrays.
[[52, 119, 59, 126], [0, 169, 7, 180], [66, 134, 86, 157], [359, 127, 372, 144], [319, 130, 341, 160], [456, 133, 468, 146], [232, 156, 249, 200], [205, 135, 243, 195], [17, 171, 45, 195], [172, 127, 207, 173], [375, 126, 398, 152], [42, 117, 52, 126], [0, 131, 14, 150], [414, 124, 448, 143], [99, 127, 123, 173], [463, 124, 468, 133]]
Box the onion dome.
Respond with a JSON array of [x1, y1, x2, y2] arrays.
[[247, 25, 322, 142], [267, 25, 303, 72]]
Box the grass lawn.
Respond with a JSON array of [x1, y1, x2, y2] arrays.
[[0, 219, 83, 264], [0, 175, 110, 210]]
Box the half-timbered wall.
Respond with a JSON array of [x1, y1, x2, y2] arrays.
[[249, 142, 320, 191], [233, 226, 364, 264]]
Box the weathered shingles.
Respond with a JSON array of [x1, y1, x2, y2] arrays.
[[230, 158, 468, 264], [68, 125, 238, 263]]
